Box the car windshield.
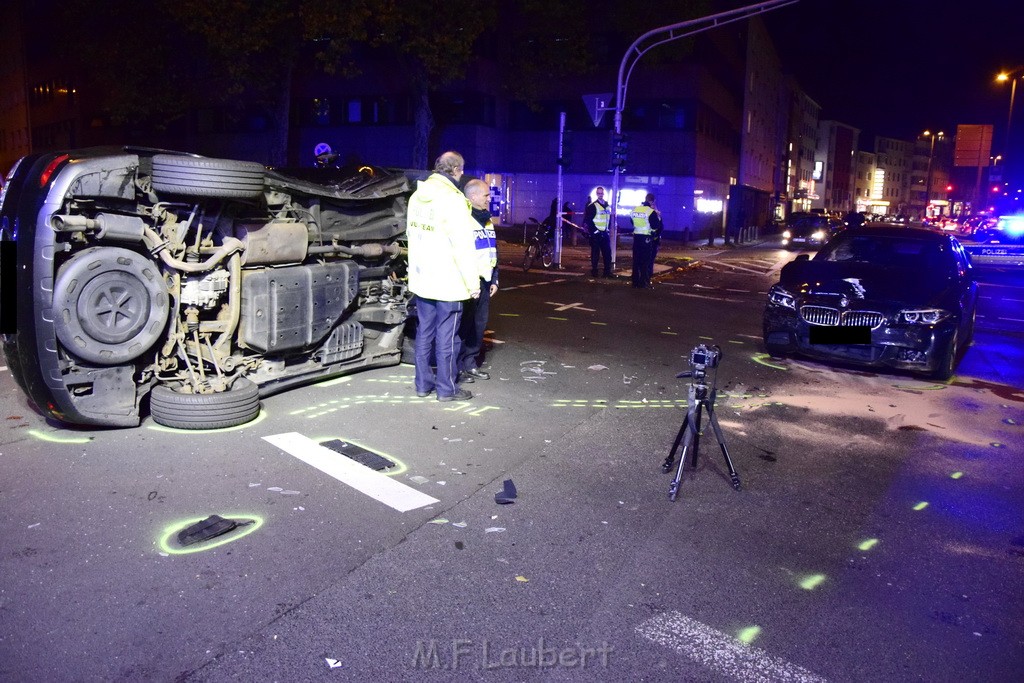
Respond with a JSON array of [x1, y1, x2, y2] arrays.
[[817, 234, 947, 270]]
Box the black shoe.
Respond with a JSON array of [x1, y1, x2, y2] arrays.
[[603, 272, 614, 278], [437, 389, 473, 402], [415, 389, 433, 398], [458, 371, 475, 384], [465, 368, 490, 380], [591, 270, 599, 277]]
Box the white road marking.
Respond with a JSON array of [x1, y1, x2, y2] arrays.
[[708, 260, 768, 275], [725, 288, 751, 293], [263, 432, 439, 512], [636, 611, 828, 683], [672, 291, 745, 304], [544, 301, 596, 312]]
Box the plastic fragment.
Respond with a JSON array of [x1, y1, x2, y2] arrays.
[[428, 518, 449, 525], [485, 527, 506, 533], [409, 475, 430, 484], [325, 658, 343, 669], [515, 575, 529, 582]]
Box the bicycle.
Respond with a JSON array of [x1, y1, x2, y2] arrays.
[[522, 217, 555, 271]]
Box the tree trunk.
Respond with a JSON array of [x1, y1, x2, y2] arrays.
[[269, 64, 293, 167], [411, 69, 433, 170]]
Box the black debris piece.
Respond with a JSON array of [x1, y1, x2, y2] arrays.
[[177, 515, 242, 546], [495, 478, 518, 505], [321, 439, 396, 471]]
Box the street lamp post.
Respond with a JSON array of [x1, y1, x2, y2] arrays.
[[603, 0, 799, 268], [922, 130, 943, 219], [997, 70, 1021, 162]]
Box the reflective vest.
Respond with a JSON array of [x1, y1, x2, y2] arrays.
[[473, 217, 498, 281], [631, 205, 654, 235], [590, 200, 610, 231]]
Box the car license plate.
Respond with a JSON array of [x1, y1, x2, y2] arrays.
[[809, 325, 871, 344]]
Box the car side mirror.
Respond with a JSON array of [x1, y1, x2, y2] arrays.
[[795, 254, 810, 262]]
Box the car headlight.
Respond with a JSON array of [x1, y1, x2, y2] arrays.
[[811, 230, 825, 241], [897, 308, 952, 324], [768, 284, 796, 309], [782, 230, 792, 239]]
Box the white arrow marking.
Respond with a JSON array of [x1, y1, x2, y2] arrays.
[[263, 433, 439, 512], [636, 612, 828, 683]]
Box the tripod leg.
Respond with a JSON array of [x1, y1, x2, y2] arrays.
[[690, 403, 703, 469], [707, 406, 741, 491], [668, 409, 698, 502], [662, 414, 690, 473]]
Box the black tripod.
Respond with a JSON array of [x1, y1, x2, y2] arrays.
[[661, 368, 741, 501]]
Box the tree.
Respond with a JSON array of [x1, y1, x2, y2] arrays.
[[306, 0, 496, 169]]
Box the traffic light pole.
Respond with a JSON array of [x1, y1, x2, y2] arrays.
[[605, 0, 798, 268], [555, 111, 565, 268]]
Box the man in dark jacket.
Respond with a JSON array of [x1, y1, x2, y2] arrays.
[[584, 187, 613, 277], [456, 178, 499, 382]]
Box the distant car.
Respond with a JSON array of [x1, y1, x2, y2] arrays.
[[763, 227, 977, 380], [974, 213, 1024, 243], [0, 147, 414, 428], [781, 213, 842, 249]]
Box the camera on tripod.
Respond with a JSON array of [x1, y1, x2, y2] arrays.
[[681, 343, 721, 384], [663, 341, 740, 500]]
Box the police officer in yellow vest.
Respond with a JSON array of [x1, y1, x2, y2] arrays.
[[407, 151, 481, 401], [584, 186, 613, 277], [630, 193, 663, 289]]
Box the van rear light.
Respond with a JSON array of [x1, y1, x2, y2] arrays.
[[39, 154, 70, 188]]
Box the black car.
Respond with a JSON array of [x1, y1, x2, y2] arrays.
[[763, 227, 977, 380], [781, 212, 842, 249], [0, 148, 413, 428]]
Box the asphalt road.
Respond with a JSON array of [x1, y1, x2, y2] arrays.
[[1, 240, 1022, 682]]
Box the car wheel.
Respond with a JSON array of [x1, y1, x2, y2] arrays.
[[151, 154, 265, 198], [765, 342, 788, 358], [52, 247, 169, 364], [149, 377, 261, 429], [931, 331, 959, 381]]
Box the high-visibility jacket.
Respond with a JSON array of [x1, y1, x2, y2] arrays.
[[588, 200, 610, 232], [471, 209, 499, 283], [406, 173, 480, 301], [631, 204, 655, 235]]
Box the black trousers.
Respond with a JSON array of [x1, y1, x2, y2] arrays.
[[632, 236, 654, 288], [590, 230, 612, 275], [458, 276, 493, 371]]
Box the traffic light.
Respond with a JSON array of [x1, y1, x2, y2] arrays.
[[558, 131, 572, 168], [611, 132, 628, 168]]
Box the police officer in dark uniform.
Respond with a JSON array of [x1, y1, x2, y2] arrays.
[[584, 186, 613, 277], [630, 193, 663, 289]]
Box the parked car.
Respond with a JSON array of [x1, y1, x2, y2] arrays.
[[763, 227, 977, 380], [0, 147, 414, 428], [973, 213, 1024, 243], [781, 212, 842, 249]]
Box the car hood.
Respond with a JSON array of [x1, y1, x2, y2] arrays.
[[777, 260, 956, 309]]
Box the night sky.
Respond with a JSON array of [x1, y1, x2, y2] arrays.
[[761, 0, 1023, 149]]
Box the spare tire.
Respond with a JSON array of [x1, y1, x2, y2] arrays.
[[53, 247, 169, 365], [149, 377, 261, 429], [152, 155, 265, 198]]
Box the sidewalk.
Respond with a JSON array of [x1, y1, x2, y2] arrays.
[[496, 223, 771, 276]]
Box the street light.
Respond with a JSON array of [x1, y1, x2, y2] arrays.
[[996, 69, 1022, 162], [922, 130, 944, 219], [605, 0, 799, 267]]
